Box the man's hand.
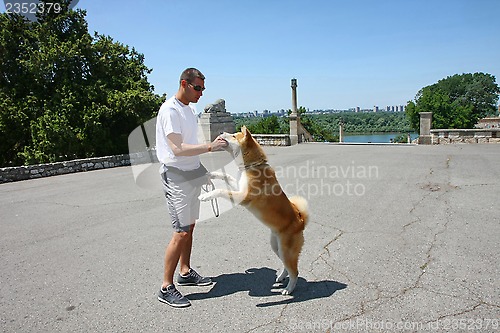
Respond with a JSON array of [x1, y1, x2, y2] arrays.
[[210, 136, 228, 151]]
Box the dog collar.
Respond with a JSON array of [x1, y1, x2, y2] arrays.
[[239, 161, 269, 171]]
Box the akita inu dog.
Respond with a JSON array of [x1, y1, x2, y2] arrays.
[[198, 126, 308, 295]]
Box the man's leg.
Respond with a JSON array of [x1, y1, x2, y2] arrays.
[[179, 222, 195, 276], [162, 230, 191, 289], [175, 220, 212, 287]]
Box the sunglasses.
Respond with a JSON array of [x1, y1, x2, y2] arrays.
[[188, 82, 205, 92]]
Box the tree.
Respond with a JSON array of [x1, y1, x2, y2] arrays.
[[406, 73, 499, 130], [0, 1, 165, 166], [242, 115, 283, 134], [300, 113, 338, 142]]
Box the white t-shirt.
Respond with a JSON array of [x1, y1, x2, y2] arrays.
[[155, 96, 200, 171]]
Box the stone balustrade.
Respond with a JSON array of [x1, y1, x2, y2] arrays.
[[252, 134, 291, 146], [430, 128, 500, 144]]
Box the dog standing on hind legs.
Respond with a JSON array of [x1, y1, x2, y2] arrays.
[[199, 126, 309, 295]]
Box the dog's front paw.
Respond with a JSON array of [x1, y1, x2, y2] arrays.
[[198, 192, 213, 201], [281, 288, 293, 296], [206, 172, 217, 180]]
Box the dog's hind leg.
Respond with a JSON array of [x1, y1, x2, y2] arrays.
[[281, 253, 298, 295], [271, 233, 288, 283], [280, 234, 304, 295], [276, 268, 288, 284], [270, 232, 279, 256]]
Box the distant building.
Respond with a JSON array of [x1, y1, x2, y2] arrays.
[[384, 105, 405, 112], [373, 106, 379, 113]]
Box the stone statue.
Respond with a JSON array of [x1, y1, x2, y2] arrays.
[[199, 98, 235, 143], [204, 99, 226, 113]]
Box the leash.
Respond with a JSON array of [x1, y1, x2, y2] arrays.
[[202, 180, 220, 217]]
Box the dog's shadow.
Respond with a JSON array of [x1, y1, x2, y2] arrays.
[[185, 267, 347, 307]]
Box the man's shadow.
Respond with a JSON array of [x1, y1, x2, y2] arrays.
[[185, 267, 347, 307]]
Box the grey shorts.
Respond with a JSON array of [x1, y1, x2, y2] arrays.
[[160, 165, 208, 232]]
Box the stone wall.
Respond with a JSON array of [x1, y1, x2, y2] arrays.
[[0, 134, 294, 183], [0, 151, 157, 184], [0, 133, 293, 183], [430, 129, 500, 144]]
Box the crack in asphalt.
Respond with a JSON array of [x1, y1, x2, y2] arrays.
[[326, 154, 499, 327]]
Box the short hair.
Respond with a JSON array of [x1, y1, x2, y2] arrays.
[[180, 68, 205, 84]]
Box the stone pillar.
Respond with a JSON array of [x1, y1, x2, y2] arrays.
[[289, 78, 300, 145], [418, 112, 433, 144], [199, 99, 235, 143], [339, 119, 344, 143]]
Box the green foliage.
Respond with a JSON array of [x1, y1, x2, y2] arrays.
[[405, 73, 499, 130], [234, 111, 412, 142], [236, 115, 286, 134], [0, 2, 165, 166], [300, 114, 338, 142], [392, 133, 409, 143], [334, 112, 412, 133], [295, 112, 412, 136]]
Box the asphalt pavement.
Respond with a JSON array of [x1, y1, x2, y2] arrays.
[[1, 143, 499, 332]]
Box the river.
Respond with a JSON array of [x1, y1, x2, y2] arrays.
[[342, 133, 418, 143]]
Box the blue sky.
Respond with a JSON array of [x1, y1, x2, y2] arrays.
[[6, 0, 500, 113]]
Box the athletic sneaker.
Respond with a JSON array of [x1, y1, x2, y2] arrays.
[[177, 268, 212, 286], [157, 285, 191, 308]]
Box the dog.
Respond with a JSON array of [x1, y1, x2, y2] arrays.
[[198, 126, 308, 295]]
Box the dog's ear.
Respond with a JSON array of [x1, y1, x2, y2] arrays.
[[242, 126, 252, 138]]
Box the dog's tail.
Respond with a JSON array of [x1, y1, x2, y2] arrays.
[[289, 196, 309, 228]]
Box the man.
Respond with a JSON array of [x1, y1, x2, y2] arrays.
[[155, 68, 227, 307]]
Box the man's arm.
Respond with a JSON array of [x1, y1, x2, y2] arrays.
[[167, 133, 227, 156]]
